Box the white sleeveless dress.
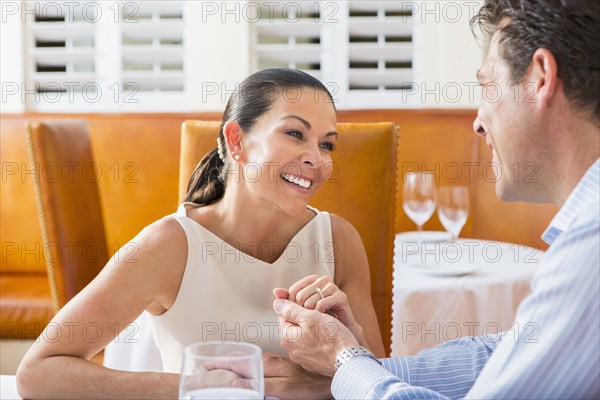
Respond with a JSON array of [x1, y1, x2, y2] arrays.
[[151, 202, 335, 373]]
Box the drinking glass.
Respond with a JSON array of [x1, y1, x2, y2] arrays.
[[402, 172, 438, 232], [179, 342, 264, 400], [437, 186, 469, 241]]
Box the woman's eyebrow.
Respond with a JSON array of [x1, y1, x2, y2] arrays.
[[281, 115, 311, 129], [281, 115, 337, 137]]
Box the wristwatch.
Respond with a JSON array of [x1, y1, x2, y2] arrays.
[[334, 346, 382, 372]]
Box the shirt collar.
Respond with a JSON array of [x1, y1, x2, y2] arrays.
[[542, 158, 600, 245]]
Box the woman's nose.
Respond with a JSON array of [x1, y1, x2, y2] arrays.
[[302, 144, 321, 168]]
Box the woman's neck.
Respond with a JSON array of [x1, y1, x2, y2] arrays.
[[198, 184, 312, 263]]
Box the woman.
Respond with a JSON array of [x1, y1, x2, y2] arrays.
[[17, 68, 383, 399]]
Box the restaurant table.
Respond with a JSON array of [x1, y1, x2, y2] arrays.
[[1, 375, 19, 399], [391, 231, 543, 356]]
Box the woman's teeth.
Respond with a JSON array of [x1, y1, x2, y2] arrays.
[[281, 173, 311, 189]]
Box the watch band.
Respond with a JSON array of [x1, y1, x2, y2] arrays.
[[334, 346, 382, 372]]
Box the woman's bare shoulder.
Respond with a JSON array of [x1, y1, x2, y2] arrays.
[[136, 214, 187, 249], [329, 213, 364, 248], [104, 215, 188, 313]]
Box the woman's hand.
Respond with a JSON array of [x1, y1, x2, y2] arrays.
[[273, 274, 366, 347], [262, 352, 332, 400]]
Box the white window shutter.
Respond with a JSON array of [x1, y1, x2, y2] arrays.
[[344, 0, 419, 108], [250, 1, 323, 80], [249, 0, 421, 109], [120, 1, 185, 93], [23, 0, 187, 112], [24, 0, 98, 111]]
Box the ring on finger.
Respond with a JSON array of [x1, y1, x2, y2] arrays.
[[315, 287, 325, 300]]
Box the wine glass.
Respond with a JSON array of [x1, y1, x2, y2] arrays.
[[402, 172, 438, 234], [179, 342, 264, 399], [437, 186, 469, 242]]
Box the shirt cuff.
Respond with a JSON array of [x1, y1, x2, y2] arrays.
[[332, 356, 401, 399]]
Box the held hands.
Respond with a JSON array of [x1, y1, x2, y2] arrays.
[[202, 355, 261, 391], [183, 368, 245, 391], [272, 297, 359, 377], [273, 274, 367, 347]]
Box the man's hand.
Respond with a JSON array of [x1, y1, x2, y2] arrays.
[[273, 298, 359, 377], [273, 275, 367, 347]]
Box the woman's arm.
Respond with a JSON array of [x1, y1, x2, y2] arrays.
[[16, 217, 188, 399], [329, 214, 385, 357]]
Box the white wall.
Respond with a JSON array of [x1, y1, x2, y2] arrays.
[[1, 1, 26, 113], [184, 1, 250, 112], [416, 0, 484, 108]]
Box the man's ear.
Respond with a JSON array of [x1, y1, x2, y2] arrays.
[[529, 48, 559, 109], [223, 121, 244, 162]]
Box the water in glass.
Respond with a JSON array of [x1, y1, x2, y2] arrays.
[[179, 342, 263, 400]]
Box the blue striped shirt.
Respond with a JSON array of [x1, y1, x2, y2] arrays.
[[332, 159, 600, 399]]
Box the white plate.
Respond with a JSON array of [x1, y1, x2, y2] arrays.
[[410, 262, 480, 277], [396, 231, 451, 243]]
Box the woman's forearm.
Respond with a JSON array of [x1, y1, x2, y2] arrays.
[[17, 356, 178, 399]]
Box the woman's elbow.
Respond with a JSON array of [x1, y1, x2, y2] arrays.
[[16, 356, 43, 399]]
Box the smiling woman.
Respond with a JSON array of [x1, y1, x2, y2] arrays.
[[185, 69, 337, 208], [16, 69, 384, 400]]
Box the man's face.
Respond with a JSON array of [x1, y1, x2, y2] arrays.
[[473, 33, 549, 202]]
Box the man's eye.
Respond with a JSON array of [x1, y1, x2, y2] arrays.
[[320, 142, 336, 152]]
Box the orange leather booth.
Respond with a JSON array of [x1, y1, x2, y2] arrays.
[[1, 111, 557, 353]]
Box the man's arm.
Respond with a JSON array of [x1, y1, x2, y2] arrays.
[[273, 299, 503, 400], [466, 218, 600, 399], [333, 334, 502, 400]]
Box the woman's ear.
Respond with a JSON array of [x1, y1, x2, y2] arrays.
[[223, 121, 244, 162]]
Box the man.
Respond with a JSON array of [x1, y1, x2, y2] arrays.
[[272, 0, 599, 398]]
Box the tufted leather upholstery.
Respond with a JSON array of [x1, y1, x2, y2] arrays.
[[179, 121, 399, 354]]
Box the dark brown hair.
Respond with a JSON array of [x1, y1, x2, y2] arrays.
[[184, 68, 335, 205], [471, 0, 600, 120]]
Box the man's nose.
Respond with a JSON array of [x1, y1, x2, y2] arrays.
[[473, 116, 487, 137]]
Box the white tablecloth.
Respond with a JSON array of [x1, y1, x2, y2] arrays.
[[1, 375, 19, 399], [391, 232, 542, 356], [104, 311, 163, 372]]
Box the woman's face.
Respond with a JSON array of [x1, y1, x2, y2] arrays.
[[239, 88, 337, 216]]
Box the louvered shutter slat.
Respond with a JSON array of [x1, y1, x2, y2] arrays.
[[349, 19, 413, 37], [348, 44, 412, 62], [255, 21, 321, 38]]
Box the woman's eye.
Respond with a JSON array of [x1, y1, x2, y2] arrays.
[[285, 130, 303, 139], [320, 142, 336, 152]]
